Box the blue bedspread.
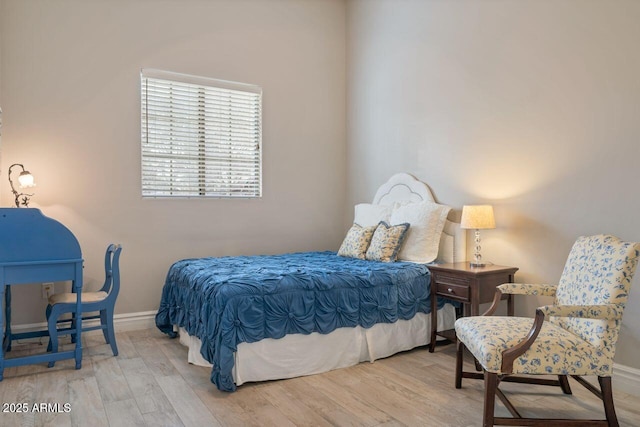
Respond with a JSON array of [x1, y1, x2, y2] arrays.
[[155, 251, 443, 391]]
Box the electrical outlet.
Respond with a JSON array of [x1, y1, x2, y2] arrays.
[[42, 282, 54, 299]]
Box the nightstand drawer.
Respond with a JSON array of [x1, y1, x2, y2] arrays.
[[435, 273, 471, 287], [436, 282, 470, 301]]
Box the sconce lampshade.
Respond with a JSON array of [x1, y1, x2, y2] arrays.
[[460, 205, 495, 230], [18, 170, 35, 188]]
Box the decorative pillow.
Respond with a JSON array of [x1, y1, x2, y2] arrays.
[[354, 203, 393, 227], [390, 201, 451, 263], [365, 221, 410, 262], [337, 224, 378, 259]]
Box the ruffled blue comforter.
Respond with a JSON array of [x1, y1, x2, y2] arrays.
[[155, 251, 442, 391]]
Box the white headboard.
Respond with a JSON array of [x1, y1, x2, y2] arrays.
[[372, 173, 466, 264]]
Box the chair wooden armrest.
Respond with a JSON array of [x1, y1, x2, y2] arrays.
[[537, 303, 624, 320], [482, 283, 558, 316], [501, 309, 546, 373]]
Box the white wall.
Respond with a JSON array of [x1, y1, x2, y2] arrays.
[[347, 0, 640, 369], [0, 0, 346, 324]]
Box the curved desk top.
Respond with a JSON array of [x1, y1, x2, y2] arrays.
[[0, 208, 81, 263]]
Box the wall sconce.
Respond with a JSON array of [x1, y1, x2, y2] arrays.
[[8, 163, 36, 208], [460, 205, 495, 267]]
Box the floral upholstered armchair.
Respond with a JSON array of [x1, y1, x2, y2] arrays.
[[454, 234, 640, 427]]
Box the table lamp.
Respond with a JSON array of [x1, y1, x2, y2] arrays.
[[460, 205, 495, 267]]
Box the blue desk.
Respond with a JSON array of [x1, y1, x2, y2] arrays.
[[0, 208, 83, 380]]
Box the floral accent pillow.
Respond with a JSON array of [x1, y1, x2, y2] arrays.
[[337, 223, 377, 259], [365, 221, 410, 262]]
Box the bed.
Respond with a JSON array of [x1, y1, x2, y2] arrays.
[[156, 173, 466, 391]]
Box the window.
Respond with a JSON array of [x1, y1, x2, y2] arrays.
[[140, 69, 262, 198]]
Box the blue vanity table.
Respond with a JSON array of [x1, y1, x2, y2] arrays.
[[0, 208, 84, 380]]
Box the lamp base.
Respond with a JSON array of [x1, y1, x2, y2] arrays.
[[470, 229, 485, 268]]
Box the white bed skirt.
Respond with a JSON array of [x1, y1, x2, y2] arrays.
[[178, 303, 456, 386]]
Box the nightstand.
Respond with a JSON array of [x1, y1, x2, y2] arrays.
[[428, 262, 518, 352]]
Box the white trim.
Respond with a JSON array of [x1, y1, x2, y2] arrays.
[[141, 68, 261, 94], [614, 362, 640, 397], [10, 310, 157, 341], [112, 310, 158, 331]]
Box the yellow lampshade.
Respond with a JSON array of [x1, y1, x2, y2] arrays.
[[460, 205, 495, 230]]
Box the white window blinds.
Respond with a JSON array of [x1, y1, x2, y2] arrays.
[[141, 69, 262, 198]]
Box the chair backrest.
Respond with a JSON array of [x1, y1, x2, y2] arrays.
[[554, 235, 640, 358], [99, 244, 122, 302]]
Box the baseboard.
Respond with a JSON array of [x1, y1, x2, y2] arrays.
[[614, 363, 640, 397], [10, 310, 157, 339]]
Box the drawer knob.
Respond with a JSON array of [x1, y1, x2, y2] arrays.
[[447, 288, 454, 293]]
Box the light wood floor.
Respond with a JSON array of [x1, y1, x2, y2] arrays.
[[1, 328, 639, 427]]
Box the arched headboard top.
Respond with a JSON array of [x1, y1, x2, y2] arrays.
[[373, 173, 435, 206], [370, 173, 466, 264]]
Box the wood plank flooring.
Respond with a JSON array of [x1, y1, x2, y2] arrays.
[[1, 328, 639, 426]]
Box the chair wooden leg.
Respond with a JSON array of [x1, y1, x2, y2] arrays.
[[483, 371, 498, 427], [47, 306, 61, 368], [599, 376, 619, 427], [104, 308, 118, 356], [5, 285, 12, 352], [100, 309, 110, 344], [559, 375, 572, 395], [456, 339, 464, 389], [70, 312, 77, 344], [45, 305, 53, 352], [474, 357, 483, 372]]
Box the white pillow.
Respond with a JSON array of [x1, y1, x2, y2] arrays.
[[354, 203, 393, 227], [390, 201, 451, 263]]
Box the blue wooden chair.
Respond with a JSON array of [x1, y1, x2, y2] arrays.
[[46, 244, 122, 367]]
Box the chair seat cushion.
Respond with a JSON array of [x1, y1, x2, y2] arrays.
[[455, 316, 612, 376], [48, 291, 108, 305]]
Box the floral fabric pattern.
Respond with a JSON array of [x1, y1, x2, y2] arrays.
[[553, 235, 640, 352], [538, 304, 624, 321], [497, 283, 558, 297], [455, 316, 612, 375], [337, 223, 377, 260], [455, 234, 640, 376], [365, 221, 410, 262]]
